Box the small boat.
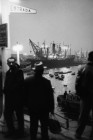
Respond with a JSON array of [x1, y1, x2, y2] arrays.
[[71, 72, 75, 75], [54, 72, 59, 75], [54, 73, 59, 79], [49, 73, 54, 78], [57, 91, 80, 113], [57, 74, 64, 80], [61, 74, 64, 79], [54, 72, 65, 80], [55, 75, 59, 79]]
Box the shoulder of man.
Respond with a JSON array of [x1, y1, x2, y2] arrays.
[[16, 68, 23, 76], [5, 70, 11, 77], [17, 68, 23, 73]]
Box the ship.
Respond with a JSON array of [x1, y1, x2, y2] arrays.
[[27, 56, 76, 69], [12, 39, 85, 69], [23, 39, 84, 69]]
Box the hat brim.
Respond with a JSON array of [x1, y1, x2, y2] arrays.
[[32, 66, 47, 71], [7, 57, 16, 63]]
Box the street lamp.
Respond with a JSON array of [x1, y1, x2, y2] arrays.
[[13, 42, 23, 65]]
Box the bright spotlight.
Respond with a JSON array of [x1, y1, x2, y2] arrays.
[[9, 0, 20, 4]]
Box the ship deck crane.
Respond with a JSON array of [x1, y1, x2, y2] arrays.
[[29, 39, 43, 58]]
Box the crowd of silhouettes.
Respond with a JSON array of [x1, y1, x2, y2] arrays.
[[1, 51, 93, 140], [3, 57, 54, 140]]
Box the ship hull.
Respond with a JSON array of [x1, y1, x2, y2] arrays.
[[30, 58, 83, 69]]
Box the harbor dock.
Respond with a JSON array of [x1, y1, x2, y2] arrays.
[[0, 95, 92, 140]]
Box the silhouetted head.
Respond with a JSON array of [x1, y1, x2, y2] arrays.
[[88, 51, 93, 62], [7, 57, 17, 69], [33, 61, 46, 76]]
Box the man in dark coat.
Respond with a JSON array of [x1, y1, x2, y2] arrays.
[[75, 51, 93, 139], [4, 57, 24, 137], [25, 61, 54, 140]]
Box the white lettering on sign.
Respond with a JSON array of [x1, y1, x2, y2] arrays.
[[9, 4, 37, 14]]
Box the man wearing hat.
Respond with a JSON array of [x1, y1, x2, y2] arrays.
[[4, 57, 24, 138], [75, 51, 93, 139], [25, 61, 54, 140]]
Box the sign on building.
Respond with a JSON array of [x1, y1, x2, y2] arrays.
[[0, 24, 8, 47], [9, 3, 37, 14]]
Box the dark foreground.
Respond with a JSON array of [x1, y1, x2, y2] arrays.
[[0, 95, 92, 140]]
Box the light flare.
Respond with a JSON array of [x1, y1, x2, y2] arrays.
[[9, 0, 20, 4]]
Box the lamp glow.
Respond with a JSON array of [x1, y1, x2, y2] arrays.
[[13, 43, 23, 52], [13, 43, 23, 65], [9, 0, 20, 4]]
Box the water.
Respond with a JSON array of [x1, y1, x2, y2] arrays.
[[44, 65, 80, 101], [44, 65, 82, 131]]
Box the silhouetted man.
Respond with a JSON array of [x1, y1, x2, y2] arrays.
[[75, 51, 93, 139], [4, 57, 24, 138], [25, 61, 54, 140]]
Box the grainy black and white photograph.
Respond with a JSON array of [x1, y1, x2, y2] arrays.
[[0, 0, 93, 140]]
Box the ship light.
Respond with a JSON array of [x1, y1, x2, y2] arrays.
[[61, 46, 68, 50]]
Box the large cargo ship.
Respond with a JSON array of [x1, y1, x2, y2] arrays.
[[26, 39, 84, 68], [26, 56, 76, 69]]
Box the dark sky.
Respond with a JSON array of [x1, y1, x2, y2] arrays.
[[8, 0, 93, 55]]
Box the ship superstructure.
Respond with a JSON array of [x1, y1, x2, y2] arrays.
[[11, 39, 86, 69], [28, 39, 78, 68], [29, 39, 73, 60]]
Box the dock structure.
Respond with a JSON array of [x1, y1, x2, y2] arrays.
[[0, 102, 92, 140]]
